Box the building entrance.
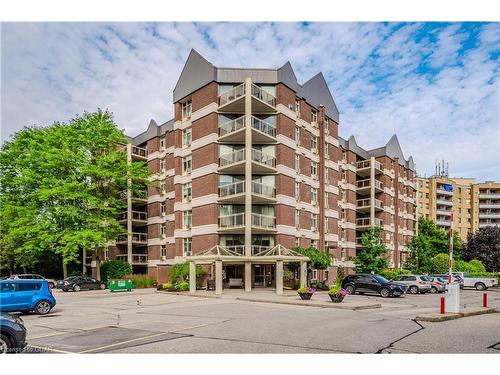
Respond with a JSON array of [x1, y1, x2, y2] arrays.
[[253, 264, 275, 287]]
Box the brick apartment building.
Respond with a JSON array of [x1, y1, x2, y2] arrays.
[[416, 176, 500, 241], [93, 50, 417, 292]]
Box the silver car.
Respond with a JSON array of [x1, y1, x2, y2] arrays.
[[390, 275, 432, 294], [424, 276, 447, 293]]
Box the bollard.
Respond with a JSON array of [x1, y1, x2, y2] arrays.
[[483, 293, 488, 308], [440, 297, 445, 314]]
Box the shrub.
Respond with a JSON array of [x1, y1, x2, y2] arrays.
[[379, 268, 411, 280], [175, 281, 189, 291], [100, 260, 133, 282], [169, 262, 206, 286], [162, 282, 173, 289], [127, 274, 155, 288], [283, 270, 294, 281]]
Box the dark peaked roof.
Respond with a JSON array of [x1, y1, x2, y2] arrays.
[[298, 73, 339, 122], [128, 118, 174, 146]]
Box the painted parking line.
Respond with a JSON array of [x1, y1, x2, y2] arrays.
[[26, 344, 74, 354], [78, 332, 177, 353]]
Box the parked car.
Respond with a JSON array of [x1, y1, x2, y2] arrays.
[[341, 274, 408, 298], [57, 276, 106, 292], [7, 274, 56, 289], [424, 276, 447, 293], [453, 272, 498, 291], [0, 313, 27, 353], [430, 274, 465, 289], [390, 275, 432, 294], [0, 280, 56, 315]]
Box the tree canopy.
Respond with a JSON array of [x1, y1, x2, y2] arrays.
[[354, 226, 388, 273], [293, 246, 332, 270], [462, 226, 500, 272], [0, 110, 148, 274]]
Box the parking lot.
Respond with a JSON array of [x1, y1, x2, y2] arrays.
[[19, 287, 500, 354]]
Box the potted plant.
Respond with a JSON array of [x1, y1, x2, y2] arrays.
[[328, 284, 347, 303], [297, 286, 316, 300]]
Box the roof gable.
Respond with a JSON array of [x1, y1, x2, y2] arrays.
[[298, 72, 339, 122]]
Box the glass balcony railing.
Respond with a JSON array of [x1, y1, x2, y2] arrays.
[[219, 181, 245, 197], [219, 149, 245, 167], [251, 148, 276, 168], [131, 146, 147, 158], [252, 116, 276, 137], [251, 213, 276, 229], [356, 217, 383, 227], [219, 83, 245, 106], [219, 116, 245, 137], [118, 211, 147, 221], [219, 213, 245, 228], [252, 181, 275, 198], [251, 84, 275, 106]]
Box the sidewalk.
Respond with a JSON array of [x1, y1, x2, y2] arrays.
[[158, 289, 382, 310], [415, 307, 498, 322]]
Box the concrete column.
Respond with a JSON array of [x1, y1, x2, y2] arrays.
[[300, 261, 307, 288], [215, 260, 223, 295], [244, 77, 253, 257], [276, 260, 283, 295], [370, 156, 376, 227], [126, 143, 133, 266], [244, 262, 252, 292], [82, 248, 87, 274], [189, 261, 196, 294]]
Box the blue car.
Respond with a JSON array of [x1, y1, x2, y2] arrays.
[[0, 279, 56, 315]]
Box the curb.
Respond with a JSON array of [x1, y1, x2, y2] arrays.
[[155, 290, 221, 299], [415, 307, 498, 322], [235, 297, 382, 310]]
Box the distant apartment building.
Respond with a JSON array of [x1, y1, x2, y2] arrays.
[[416, 176, 499, 241], [90, 50, 417, 290]]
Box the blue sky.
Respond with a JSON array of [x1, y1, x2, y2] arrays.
[[1, 22, 499, 180]]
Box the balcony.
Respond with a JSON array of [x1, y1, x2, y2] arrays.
[[436, 220, 451, 227], [218, 149, 245, 173], [116, 254, 148, 265], [356, 198, 383, 213], [251, 116, 276, 143], [436, 199, 453, 207], [218, 181, 245, 203], [478, 213, 500, 219], [356, 237, 363, 248], [356, 179, 384, 195], [218, 83, 245, 113], [116, 232, 148, 245], [218, 116, 245, 143], [118, 211, 148, 225], [479, 193, 500, 199], [356, 159, 383, 177], [356, 217, 383, 230], [251, 213, 276, 233], [436, 188, 453, 196], [479, 222, 500, 228], [251, 84, 276, 113], [251, 148, 276, 173], [436, 209, 452, 216], [479, 203, 500, 209], [131, 146, 147, 161], [252, 181, 276, 204], [218, 213, 245, 233]]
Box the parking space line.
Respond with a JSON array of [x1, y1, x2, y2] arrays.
[[78, 332, 173, 353], [27, 344, 75, 354]]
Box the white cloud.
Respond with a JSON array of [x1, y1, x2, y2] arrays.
[[1, 22, 499, 181]]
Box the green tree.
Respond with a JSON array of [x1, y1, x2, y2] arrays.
[[0, 110, 148, 277], [100, 260, 133, 282], [462, 227, 500, 272], [169, 262, 206, 286], [404, 217, 463, 274], [354, 226, 388, 273], [292, 246, 332, 270]]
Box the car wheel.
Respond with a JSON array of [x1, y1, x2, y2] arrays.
[[345, 285, 355, 295], [409, 286, 419, 294], [35, 300, 52, 315], [73, 284, 81, 292], [380, 288, 390, 298], [100, 283, 106, 290], [430, 286, 438, 294], [0, 334, 11, 354], [475, 282, 486, 291]]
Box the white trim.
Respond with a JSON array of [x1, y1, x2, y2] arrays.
[[148, 237, 175, 246], [175, 224, 218, 237], [191, 102, 218, 123], [148, 214, 175, 224], [325, 134, 340, 147]]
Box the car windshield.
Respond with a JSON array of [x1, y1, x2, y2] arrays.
[[420, 276, 432, 281], [373, 276, 389, 283]]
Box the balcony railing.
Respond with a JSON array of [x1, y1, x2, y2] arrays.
[[251, 148, 276, 167], [116, 232, 148, 244], [219, 83, 245, 106], [356, 217, 383, 227], [479, 203, 500, 209], [251, 84, 275, 106], [436, 209, 452, 216], [252, 213, 276, 229], [436, 220, 451, 227], [436, 188, 453, 196], [356, 198, 371, 208], [478, 213, 500, 219], [252, 116, 276, 137], [252, 181, 275, 198], [219, 116, 245, 137], [119, 211, 148, 221], [219, 181, 245, 197], [116, 254, 148, 264], [356, 159, 382, 171], [219, 213, 245, 228], [356, 179, 383, 190], [436, 199, 453, 206], [479, 222, 499, 228], [479, 194, 500, 199], [131, 146, 147, 158], [219, 149, 245, 167]]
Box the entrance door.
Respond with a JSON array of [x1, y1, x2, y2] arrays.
[[253, 264, 275, 287]]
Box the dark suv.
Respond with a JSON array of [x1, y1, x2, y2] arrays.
[[341, 274, 408, 298], [57, 276, 106, 292]]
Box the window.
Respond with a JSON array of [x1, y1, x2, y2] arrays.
[[325, 143, 329, 159], [182, 127, 192, 147], [295, 98, 300, 118], [311, 162, 318, 178], [182, 155, 192, 175], [159, 180, 166, 195], [182, 100, 192, 120], [161, 245, 167, 258], [341, 228, 346, 241], [183, 210, 192, 229], [159, 158, 166, 172], [183, 238, 192, 256], [311, 213, 318, 231], [295, 182, 301, 201], [161, 201, 167, 215], [340, 188, 346, 202], [311, 109, 317, 126], [161, 223, 167, 236], [295, 237, 300, 247], [325, 217, 329, 233], [324, 117, 329, 134], [295, 154, 301, 174], [182, 182, 192, 202], [341, 170, 347, 182], [341, 209, 346, 221], [311, 187, 318, 205], [325, 192, 329, 209], [160, 136, 166, 151], [325, 167, 329, 184], [311, 239, 318, 249], [295, 127, 301, 145], [295, 209, 300, 228], [341, 150, 347, 162], [311, 135, 318, 153]]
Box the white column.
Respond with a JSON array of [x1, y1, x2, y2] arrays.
[[370, 156, 376, 227], [300, 261, 307, 288], [215, 260, 223, 295], [245, 262, 252, 292], [189, 261, 196, 294], [244, 77, 253, 257], [276, 260, 283, 295]]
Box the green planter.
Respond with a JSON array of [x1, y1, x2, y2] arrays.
[[108, 279, 133, 292]]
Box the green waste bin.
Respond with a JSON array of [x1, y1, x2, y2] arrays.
[[108, 279, 133, 292]]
